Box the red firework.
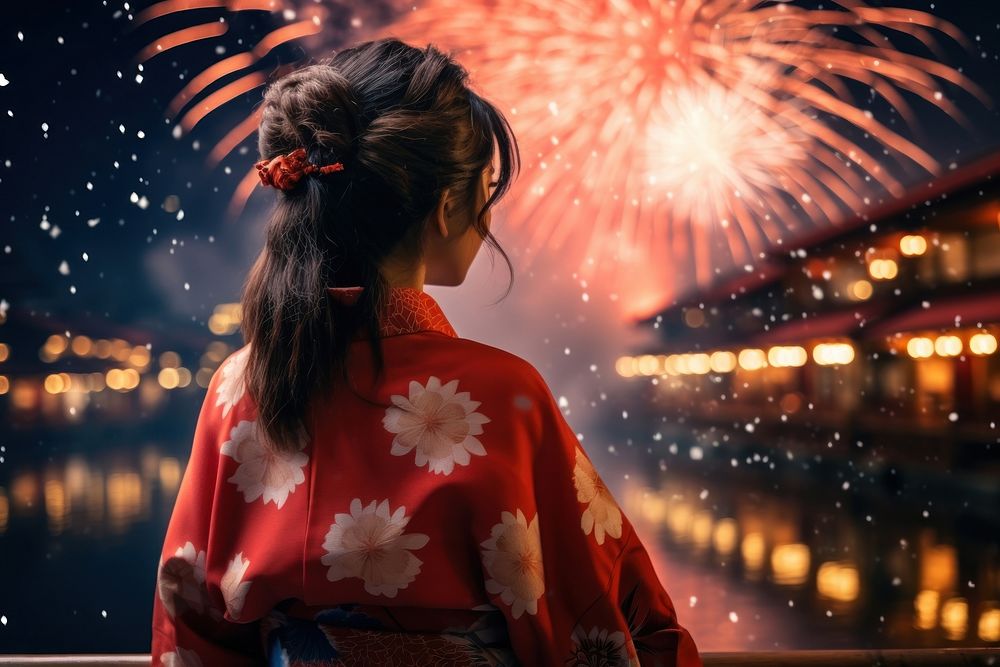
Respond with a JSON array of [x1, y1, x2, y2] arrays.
[[132, 0, 987, 312]]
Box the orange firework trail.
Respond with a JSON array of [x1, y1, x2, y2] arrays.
[[134, 0, 987, 309], [131, 0, 406, 218]]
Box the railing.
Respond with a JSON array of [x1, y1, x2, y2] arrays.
[[0, 649, 998, 666]]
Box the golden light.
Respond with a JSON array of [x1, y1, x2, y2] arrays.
[[88, 372, 106, 392], [664, 352, 712, 375], [686, 353, 712, 375], [216, 302, 242, 321], [813, 343, 856, 366], [615, 355, 638, 378], [0, 376, 8, 395], [969, 332, 998, 356], [158, 367, 180, 390], [709, 351, 737, 373], [209, 303, 242, 335], [738, 348, 767, 371], [868, 258, 899, 280], [637, 354, 660, 376], [900, 234, 928, 256], [176, 367, 193, 388], [712, 518, 738, 555], [45, 334, 69, 356], [816, 561, 860, 602], [106, 471, 143, 533], [159, 457, 183, 495], [122, 368, 141, 391], [933, 335, 962, 357], [44, 478, 68, 535], [920, 544, 957, 592], [203, 341, 230, 363], [11, 473, 39, 511], [979, 606, 1000, 642], [105, 368, 124, 391], [666, 502, 694, 540], [656, 355, 671, 375], [692, 511, 714, 550], [767, 346, 808, 368], [110, 339, 132, 362], [66, 373, 86, 393], [940, 597, 968, 640], [672, 354, 691, 375], [848, 279, 873, 301], [44, 373, 66, 394], [208, 313, 230, 335], [11, 380, 38, 410], [0, 343, 9, 362], [70, 335, 93, 357], [915, 590, 941, 630], [907, 336, 935, 359], [771, 543, 811, 586], [641, 495, 667, 523], [159, 351, 181, 369], [741, 532, 765, 573], [128, 346, 151, 368], [93, 339, 113, 359]]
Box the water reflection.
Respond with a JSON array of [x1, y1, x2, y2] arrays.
[[0, 408, 997, 653], [2, 450, 183, 540], [617, 445, 1000, 648]]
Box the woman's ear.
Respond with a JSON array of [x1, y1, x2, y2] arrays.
[[434, 187, 452, 239]]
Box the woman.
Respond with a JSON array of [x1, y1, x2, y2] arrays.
[[151, 37, 701, 667]]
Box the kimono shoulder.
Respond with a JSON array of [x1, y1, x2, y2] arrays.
[[396, 334, 559, 449]]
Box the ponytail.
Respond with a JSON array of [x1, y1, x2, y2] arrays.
[[239, 38, 519, 454]]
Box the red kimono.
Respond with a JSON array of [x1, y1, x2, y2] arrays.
[[151, 286, 702, 666]]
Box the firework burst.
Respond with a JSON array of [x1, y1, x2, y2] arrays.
[[380, 0, 985, 305], [133, 0, 985, 312]]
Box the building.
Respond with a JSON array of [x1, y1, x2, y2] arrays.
[[618, 150, 1000, 475]]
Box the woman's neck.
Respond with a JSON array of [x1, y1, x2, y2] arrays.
[[380, 257, 425, 291]]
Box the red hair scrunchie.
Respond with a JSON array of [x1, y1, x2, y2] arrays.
[[254, 147, 345, 191]]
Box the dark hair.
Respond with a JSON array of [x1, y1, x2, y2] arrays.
[[239, 37, 520, 454]]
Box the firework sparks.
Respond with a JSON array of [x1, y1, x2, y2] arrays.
[[379, 0, 984, 305], [134, 0, 985, 311]]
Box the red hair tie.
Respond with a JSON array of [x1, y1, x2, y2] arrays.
[[254, 147, 345, 191]]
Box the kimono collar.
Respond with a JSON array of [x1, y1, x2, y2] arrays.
[[326, 286, 458, 339]]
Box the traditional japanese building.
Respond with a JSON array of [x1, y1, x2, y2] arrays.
[[619, 150, 1000, 476]]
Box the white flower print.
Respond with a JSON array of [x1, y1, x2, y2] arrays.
[[480, 509, 545, 619], [567, 626, 638, 667], [160, 646, 204, 667], [220, 420, 308, 509], [320, 499, 430, 598], [221, 552, 253, 620], [215, 345, 250, 418], [382, 375, 490, 475], [157, 542, 220, 621], [573, 449, 622, 545]]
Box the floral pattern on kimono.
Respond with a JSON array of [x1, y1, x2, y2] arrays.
[[150, 286, 702, 667]]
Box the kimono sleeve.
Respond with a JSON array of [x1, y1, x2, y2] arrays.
[[482, 366, 702, 667], [151, 367, 266, 666]]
